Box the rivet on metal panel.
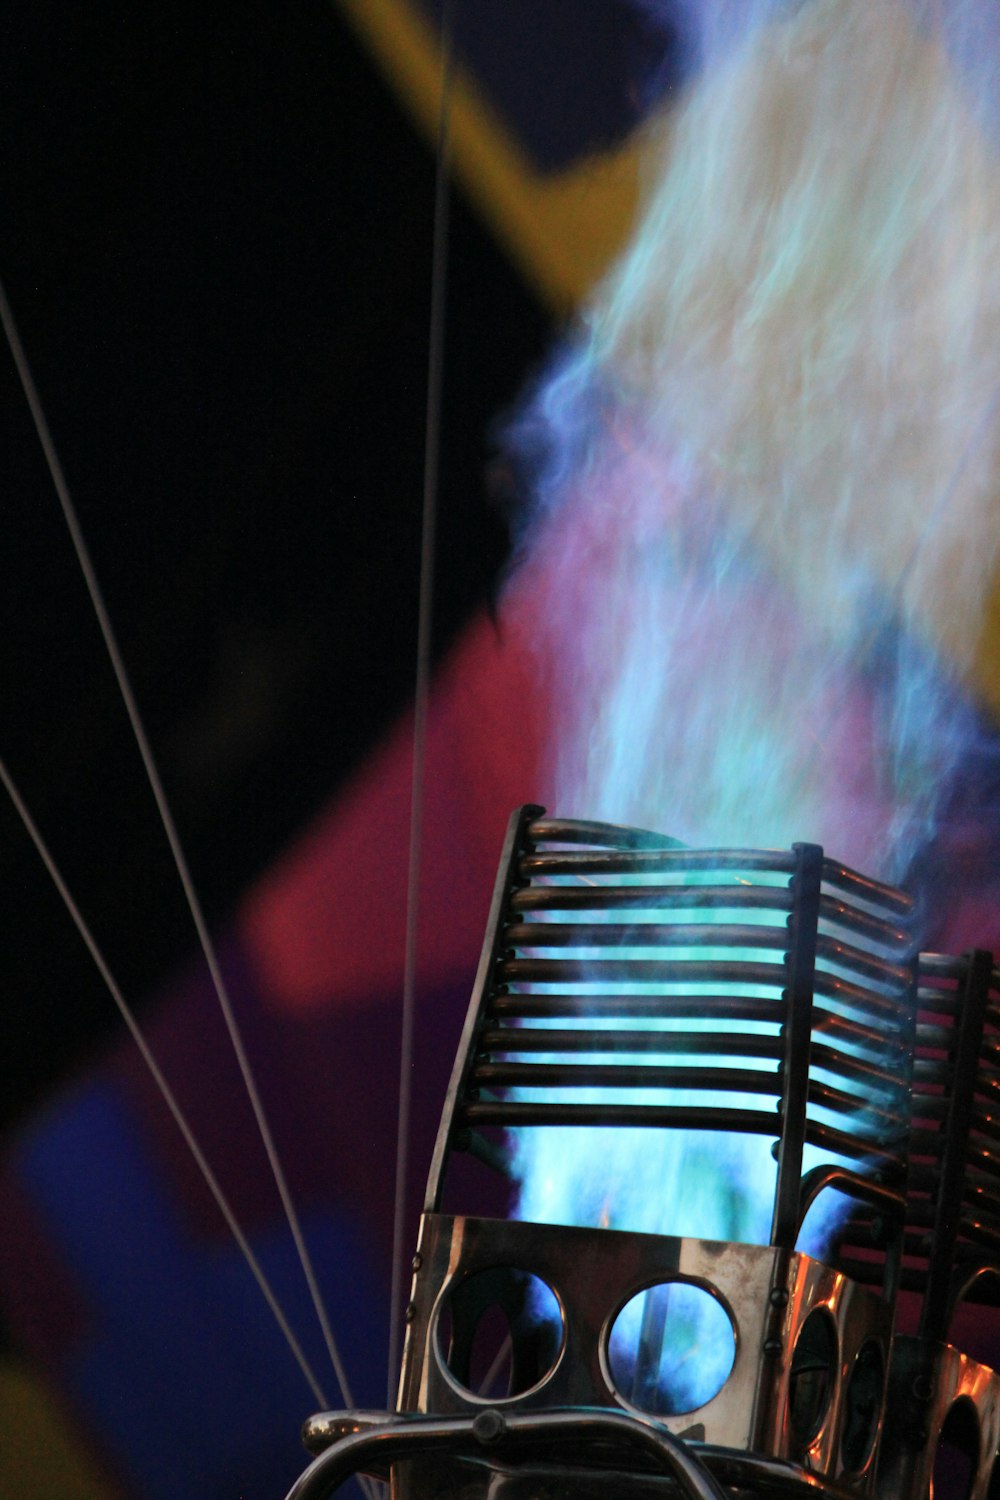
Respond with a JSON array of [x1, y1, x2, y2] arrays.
[[472, 1410, 506, 1444]]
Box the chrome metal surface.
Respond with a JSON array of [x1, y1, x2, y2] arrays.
[[396, 1213, 891, 1492], [286, 808, 1000, 1500], [878, 1336, 1000, 1500], [286, 1407, 731, 1500]]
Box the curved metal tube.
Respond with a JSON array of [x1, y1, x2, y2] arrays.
[[285, 1407, 731, 1500]]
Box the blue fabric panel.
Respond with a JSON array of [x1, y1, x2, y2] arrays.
[[15, 1079, 385, 1500]]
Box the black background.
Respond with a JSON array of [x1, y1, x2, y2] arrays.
[[0, 0, 552, 1133]]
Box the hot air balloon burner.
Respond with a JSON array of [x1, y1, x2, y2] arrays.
[[289, 808, 1000, 1500]]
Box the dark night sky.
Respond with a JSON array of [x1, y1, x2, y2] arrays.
[[0, 0, 552, 1133]]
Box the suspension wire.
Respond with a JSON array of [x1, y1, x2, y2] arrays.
[[0, 755, 330, 1410], [386, 2, 457, 1404], [0, 272, 356, 1412]]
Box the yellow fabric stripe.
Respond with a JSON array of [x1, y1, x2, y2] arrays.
[[334, 0, 642, 313], [976, 589, 1000, 714], [0, 1360, 115, 1499]]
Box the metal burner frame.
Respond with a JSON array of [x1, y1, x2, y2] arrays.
[[428, 805, 918, 1282], [287, 806, 1000, 1500]]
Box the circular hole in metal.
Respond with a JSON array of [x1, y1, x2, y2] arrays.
[[606, 1280, 735, 1416], [789, 1308, 837, 1447], [841, 1339, 884, 1473], [435, 1268, 562, 1400], [932, 1399, 979, 1500]]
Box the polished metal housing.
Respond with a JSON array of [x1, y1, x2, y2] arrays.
[[286, 808, 1000, 1500], [398, 1214, 892, 1484]]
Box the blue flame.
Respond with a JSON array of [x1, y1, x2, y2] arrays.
[[502, 0, 1000, 1411]]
